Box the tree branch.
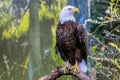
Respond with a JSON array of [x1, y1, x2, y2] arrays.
[[38, 66, 96, 80]]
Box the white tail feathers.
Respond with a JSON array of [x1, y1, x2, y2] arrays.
[[78, 59, 87, 73]]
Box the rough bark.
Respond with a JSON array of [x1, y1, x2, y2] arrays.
[[38, 66, 96, 80]]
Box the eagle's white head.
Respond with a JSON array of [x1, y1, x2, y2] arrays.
[[60, 5, 79, 24]]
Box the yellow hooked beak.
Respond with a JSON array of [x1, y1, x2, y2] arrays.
[[73, 8, 79, 13]]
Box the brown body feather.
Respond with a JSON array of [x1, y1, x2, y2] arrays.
[[55, 21, 88, 65]]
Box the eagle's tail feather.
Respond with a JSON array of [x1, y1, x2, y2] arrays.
[[78, 59, 87, 73]]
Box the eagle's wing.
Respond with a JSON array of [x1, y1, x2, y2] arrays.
[[55, 39, 67, 61], [55, 42, 59, 54], [77, 25, 88, 64], [55, 27, 67, 61]]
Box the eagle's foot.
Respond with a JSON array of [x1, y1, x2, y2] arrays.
[[63, 61, 71, 74], [71, 61, 79, 75]]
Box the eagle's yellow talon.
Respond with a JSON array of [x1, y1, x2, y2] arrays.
[[63, 67, 67, 74], [71, 61, 79, 75], [63, 61, 71, 74]]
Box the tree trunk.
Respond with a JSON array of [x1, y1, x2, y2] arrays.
[[29, 0, 41, 80]]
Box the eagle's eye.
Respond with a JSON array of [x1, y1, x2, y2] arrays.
[[68, 8, 72, 11]]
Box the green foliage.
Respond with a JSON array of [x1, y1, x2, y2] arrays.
[[90, 0, 120, 79], [0, 53, 29, 80], [39, 2, 53, 20], [2, 11, 29, 40], [108, 42, 120, 52], [0, 0, 29, 80]]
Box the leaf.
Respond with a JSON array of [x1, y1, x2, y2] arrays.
[[23, 56, 29, 69], [92, 45, 97, 53], [108, 42, 120, 52]]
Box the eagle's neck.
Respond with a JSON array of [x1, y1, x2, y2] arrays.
[[60, 15, 76, 24]]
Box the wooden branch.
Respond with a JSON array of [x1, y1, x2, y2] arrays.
[[38, 66, 96, 80]]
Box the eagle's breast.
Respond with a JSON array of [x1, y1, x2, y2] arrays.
[[56, 21, 79, 53]]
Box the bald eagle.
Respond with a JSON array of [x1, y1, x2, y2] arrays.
[[55, 5, 88, 74]]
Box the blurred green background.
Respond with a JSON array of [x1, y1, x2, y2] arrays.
[[0, 0, 120, 80]]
